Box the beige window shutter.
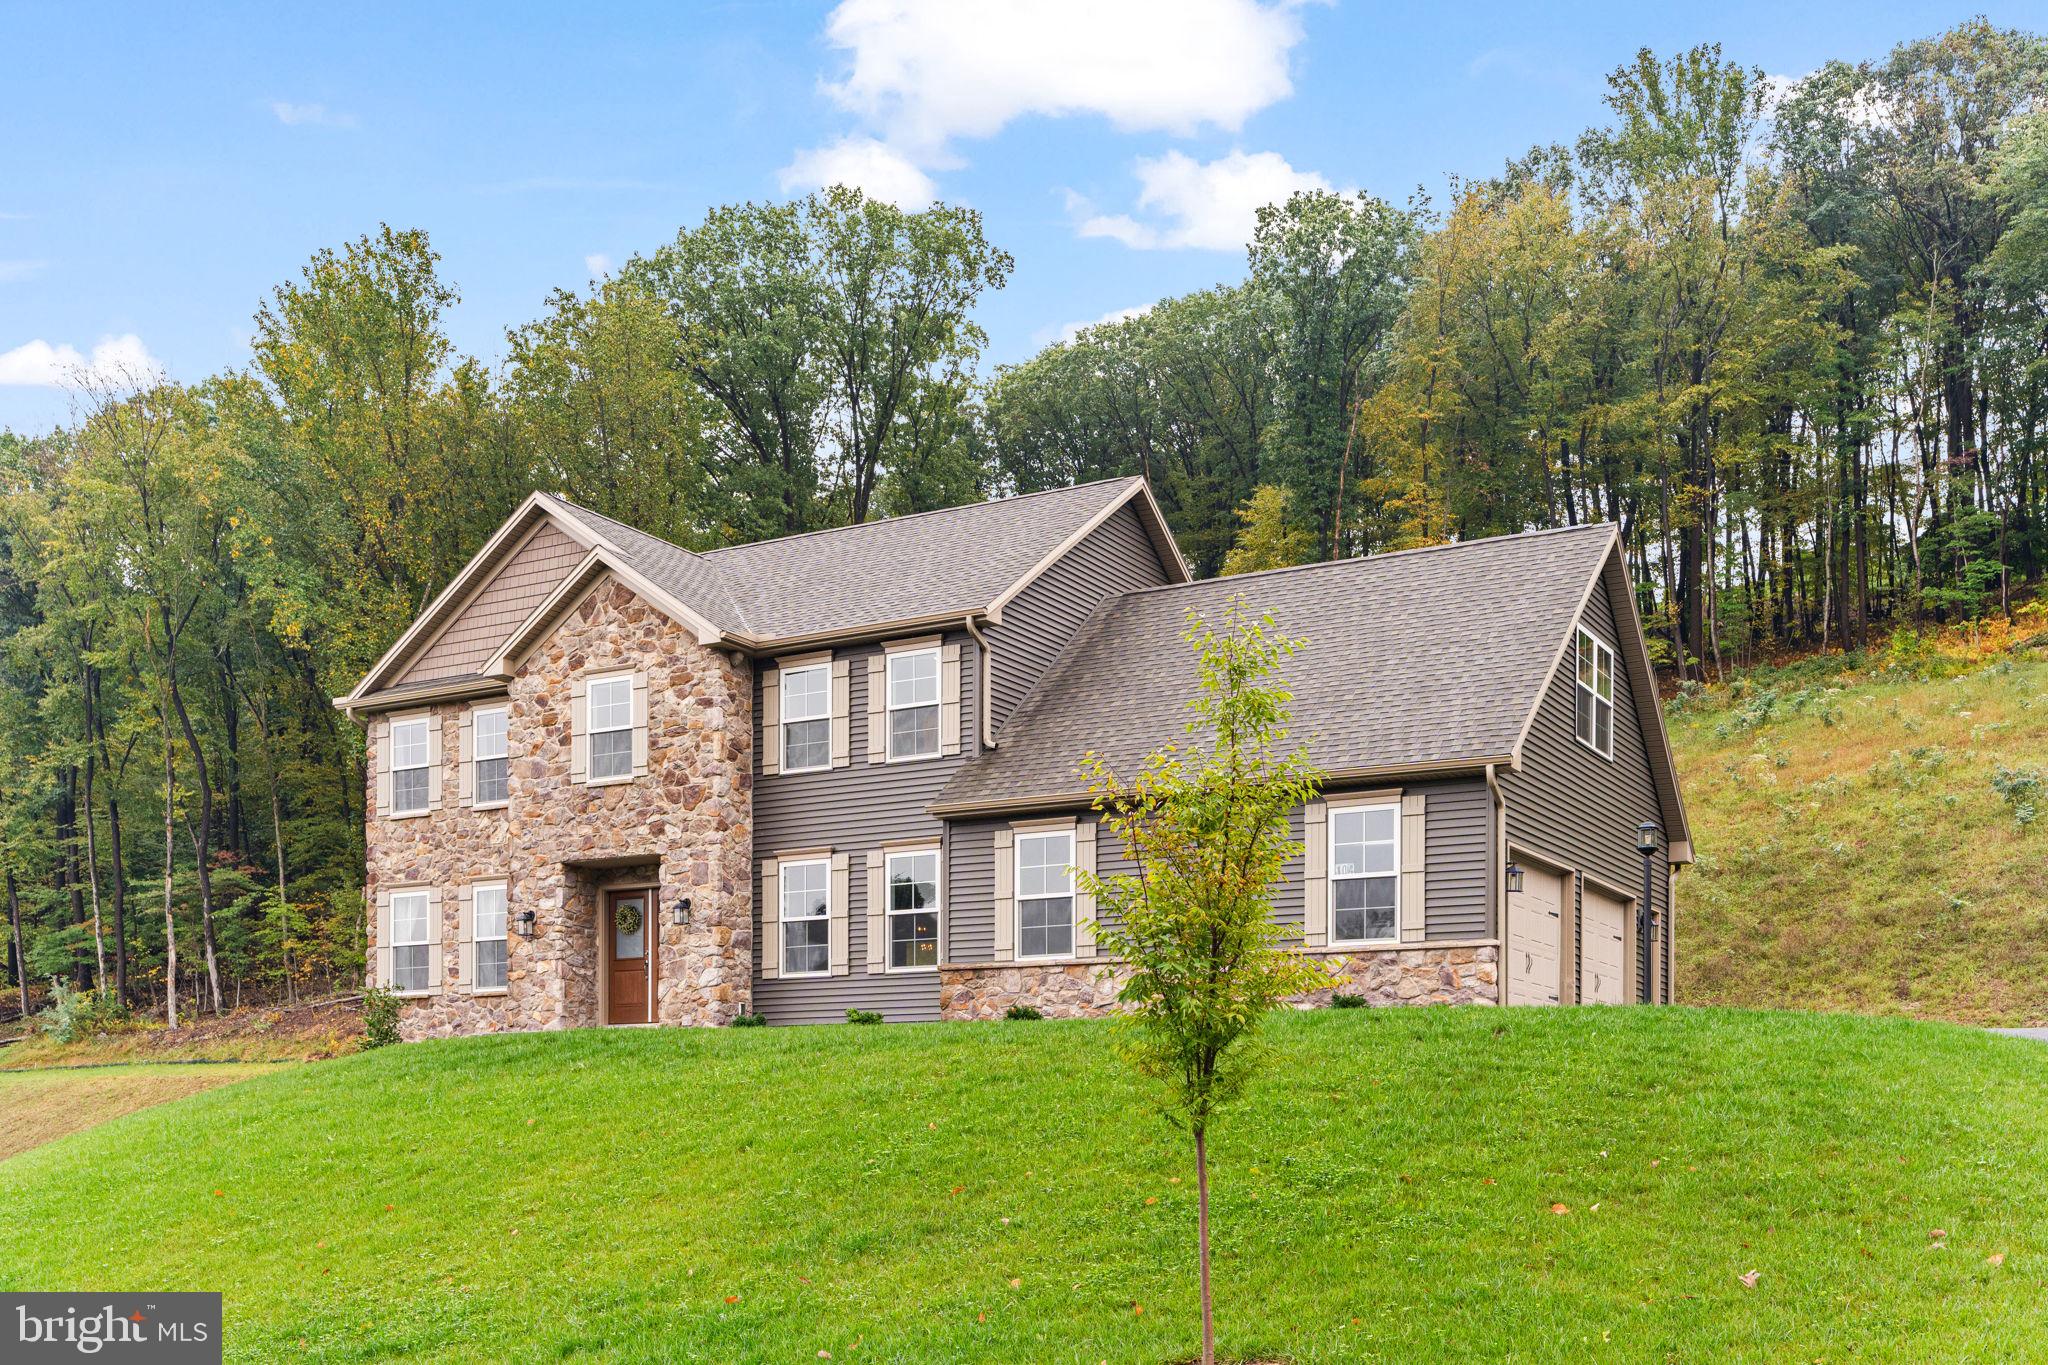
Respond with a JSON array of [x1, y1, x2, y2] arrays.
[[761, 669, 781, 776], [939, 642, 963, 756], [1400, 792, 1426, 943], [992, 829, 1014, 961], [374, 719, 393, 818], [865, 850, 886, 973], [1073, 821, 1098, 958], [1303, 801, 1328, 947], [375, 890, 393, 990], [458, 710, 475, 806], [424, 715, 443, 810], [866, 656, 886, 763], [632, 672, 651, 778], [425, 885, 445, 995], [760, 859, 780, 979], [830, 852, 851, 976], [569, 679, 589, 782], [458, 884, 476, 995], [830, 659, 851, 769]]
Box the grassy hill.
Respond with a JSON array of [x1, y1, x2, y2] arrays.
[[1671, 611, 2048, 1025], [3, 1009, 2046, 1362]]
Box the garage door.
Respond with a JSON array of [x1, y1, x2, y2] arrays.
[[1505, 865, 1563, 1006], [1580, 886, 1628, 1005]]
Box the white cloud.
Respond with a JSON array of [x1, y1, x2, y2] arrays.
[[584, 253, 614, 278], [1037, 303, 1153, 347], [1762, 71, 1893, 129], [778, 135, 938, 208], [1074, 149, 1334, 251], [0, 260, 47, 283], [0, 334, 162, 388], [269, 101, 358, 129], [820, 0, 1311, 155]]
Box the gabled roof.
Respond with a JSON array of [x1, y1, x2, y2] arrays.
[[932, 522, 1690, 855], [339, 477, 1186, 712]]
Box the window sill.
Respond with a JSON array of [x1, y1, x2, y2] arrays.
[[777, 764, 833, 777], [584, 774, 637, 788], [883, 751, 943, 766], [1573, 737, 1615, 762], [468, 987, 509, 997], [470, 800, 509, 812], [883, 965, 940, 976], [776, 969, 832, 981], [386, 808, 433, 821], [391, 988, 440, 1000]]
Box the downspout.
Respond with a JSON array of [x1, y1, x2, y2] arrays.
[[963, 615, 996, 750], [1484, 763, 1505, 942]]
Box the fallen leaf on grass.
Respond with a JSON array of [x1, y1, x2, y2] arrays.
[[1145, 1197, 1158, 1206], [1988, 1253, 2007, 1267], [725, 1296, 739, 1304], [1133, 1304, 1144, 1316], [1008, 1278, 1021, 1289], [1551, 1203, 1570, 1215], [818, 1352, 831, 1360], [1931, 1229, 1948, 1241], [1739, 1271, 1760, 1289]]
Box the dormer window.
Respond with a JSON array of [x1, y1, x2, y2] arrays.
[[780, 662, 832, 772], [886, 647, 941, 761], [1575, 626, 1615, 759]]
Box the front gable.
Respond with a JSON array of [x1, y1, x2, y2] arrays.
[[398, 518, 587, 686]]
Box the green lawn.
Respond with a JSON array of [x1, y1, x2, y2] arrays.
[[2, 1008, 2043, 1362], [1671, 648, 2048, 1024]]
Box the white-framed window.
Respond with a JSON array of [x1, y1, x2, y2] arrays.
[[780, 662, 831, 773], [1016, 830, 1075, 960], [1575, 627, 1616, 759], [473, 708, 508, 806], [1329, 803, 1399, 945], [886, 647, 941, 762], [780, 857, 831, 977], [390, 718, 431, 816], [588, 675, 633, 781], [391, 889, 432, 992], [474, 882, 508, 990], [887, 848, 940, 970]]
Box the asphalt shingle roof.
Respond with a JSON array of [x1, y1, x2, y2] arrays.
[[934, 523, 1619, 811], [547, 478, 1150, 645]]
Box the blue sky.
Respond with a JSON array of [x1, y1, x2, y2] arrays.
[[1, 0, 2037, 433]]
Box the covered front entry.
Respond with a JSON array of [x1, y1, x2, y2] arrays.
[[1505, 860, 1565, 1006], [604, 888, 655, 1025]]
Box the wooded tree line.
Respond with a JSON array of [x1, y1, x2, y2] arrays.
[[2, 21, 2042, 1019]]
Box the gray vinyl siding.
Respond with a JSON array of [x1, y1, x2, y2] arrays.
[[987, 503, 1174, 736], [1499, 561, 1672, 997], [749, 631, 979, 1025], [941, 777, 1491, 960]]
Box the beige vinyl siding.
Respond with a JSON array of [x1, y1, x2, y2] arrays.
[[1500, 560, 1672, 998], [398, 519, 586, 685], [749, 631, 980, 1025], [986, 503, 1175, 737]]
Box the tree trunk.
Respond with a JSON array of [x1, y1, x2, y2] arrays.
[[6, 870, 25, 1023], [1195, 1123, 1214, 1365], [163, 621, 225, 1016], [162, 736, 180, 1031], [92, 677, 130, 1004]]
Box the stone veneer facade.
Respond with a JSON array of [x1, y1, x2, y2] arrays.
[[366, 577, 754, 1040], [936, 944, 1499, 1021]]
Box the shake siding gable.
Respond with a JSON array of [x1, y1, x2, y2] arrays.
[[398, 519, 587, 685], [1501, 559, 1671, 993], [987, 503, 1175, 736]]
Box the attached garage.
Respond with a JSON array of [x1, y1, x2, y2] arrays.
[[1580, 884, 1628, 1005], [1505, 863, 1565, 1005]]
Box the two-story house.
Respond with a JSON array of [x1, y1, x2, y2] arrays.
[[337, 477, 1690, 1038]]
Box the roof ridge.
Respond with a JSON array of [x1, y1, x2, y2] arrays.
[[1102, 521, 1618, 601], [699, 476, 1144, 557], [543, 493, 700, 555]]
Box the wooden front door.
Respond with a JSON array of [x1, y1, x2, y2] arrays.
[[606, 891, 653, 1025], [1505, 865, 1563, 1006]]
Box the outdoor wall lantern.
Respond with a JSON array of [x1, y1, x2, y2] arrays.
[[670, 897, 693, 926], [1635, 821, 1659, 1004], [1505, 863, 1525, 895], [514, 908, 537, 937]]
